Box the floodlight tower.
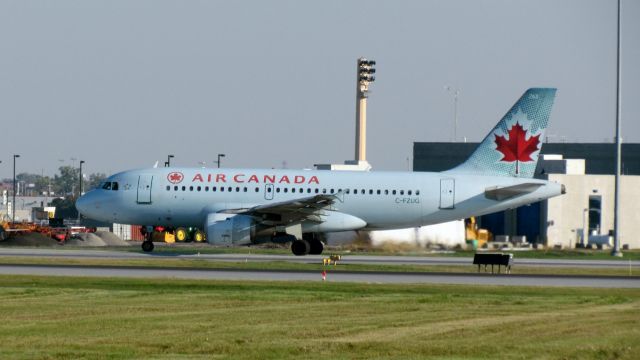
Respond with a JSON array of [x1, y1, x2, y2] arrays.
[[355, 58, 376, 163]]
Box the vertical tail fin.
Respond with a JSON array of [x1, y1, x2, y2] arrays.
[[446, 88, 557, 178]]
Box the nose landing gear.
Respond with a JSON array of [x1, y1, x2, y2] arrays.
[[141, 240, 154, 252]]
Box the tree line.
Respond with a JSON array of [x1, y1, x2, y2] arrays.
[[2, 166, 107, 198]]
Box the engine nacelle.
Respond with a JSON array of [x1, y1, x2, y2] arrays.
[[206, 214, 256, 246]]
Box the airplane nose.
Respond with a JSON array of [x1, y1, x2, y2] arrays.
[[76, 193, 90, 217]]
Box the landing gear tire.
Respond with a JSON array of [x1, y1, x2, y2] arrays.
[[175, 227, 188, 242], [308, 239, 324, 255], [142, 240, 154, 252], [193, 230, 206, 242], [291, 239, 310, 256]]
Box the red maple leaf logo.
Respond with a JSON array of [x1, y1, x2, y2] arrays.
[[167, 172, 184, 184], [494, 122, 540, 162]]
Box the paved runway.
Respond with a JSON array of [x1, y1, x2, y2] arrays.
[[0, 263, 638, 288], [0, 247, 638, 268]]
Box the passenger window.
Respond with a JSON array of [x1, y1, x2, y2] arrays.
[[353, 189, 357, 194], [236, 187, 240, 192], [322, 189, 327, 194], [112, 182, 119, 191], [416, 190, 420, 195], [182, 186, 186, 191], [346, 189, 350, 194], [276, 188, 280, 193], [228, 187, 232, 192], [255, 187, 259, 192], [307, 188, 311, 193], [197, 186, 201, 192], [377, 190, 381, 195], [369, 189, 373, 195], [243, 187, 247, 192], [385, 190, 389, 195], [400, 190, 404, 195], [221, 187, 225, 192], [101, 182, 111, 190], [361, 189, 365, 194], [213, 186, 217, 192], [300, 188, 304, 193], [189, 186, 193, 191], [315, 188, 319, 194], [392, 190, 397, 195], [284, 188, 288, 193], [330, 189, 334, 194], [174, 186, 178, 191], [408, 190, 412, 195]]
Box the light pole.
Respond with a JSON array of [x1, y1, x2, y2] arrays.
[[12, 154, 20, 224], [355, 58, 376, 162], [445, 86, 460, 142], [612, 0, 623, 257], [166, 154, 174, 167], [215, 154, 226, 168], [79, 160, 85, 197], [78, 160, 85, 222]]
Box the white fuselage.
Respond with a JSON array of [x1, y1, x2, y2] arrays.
[[77, 167, 563, 233]]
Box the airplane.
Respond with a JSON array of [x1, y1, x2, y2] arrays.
[[76, 88, 563, 255]]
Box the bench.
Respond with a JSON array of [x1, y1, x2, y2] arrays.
[[473, 253, 513, 274]]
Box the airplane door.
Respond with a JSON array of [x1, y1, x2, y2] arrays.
[[439, 178, 455, 209], [264, 184, 274, 200], [137, 175, 153, 204]]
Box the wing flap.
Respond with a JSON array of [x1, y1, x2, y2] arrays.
[[224, 194, 339, 226]]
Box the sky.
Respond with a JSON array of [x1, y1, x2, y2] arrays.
[[1, 0, 638, 179]]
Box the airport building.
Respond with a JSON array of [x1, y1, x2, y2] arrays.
[[414, 143, 640, 249]]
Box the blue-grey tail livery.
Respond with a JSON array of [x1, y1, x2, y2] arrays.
[[447, 88, 557, 178]]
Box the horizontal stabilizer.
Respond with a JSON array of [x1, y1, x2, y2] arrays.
[[484, 183, 544, 201]]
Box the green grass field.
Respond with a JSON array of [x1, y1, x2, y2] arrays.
[[0, 275, 638, 359]]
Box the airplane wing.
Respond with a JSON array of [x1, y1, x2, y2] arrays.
[[484, 183, 544, 201], [219, 194, 339, 226]]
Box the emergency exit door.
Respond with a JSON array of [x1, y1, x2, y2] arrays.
[[137, 175, 153, 204], [439, 178, 455, 209]]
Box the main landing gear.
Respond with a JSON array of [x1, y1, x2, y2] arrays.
[[141, 229, 154, 252], [291, 233, 324, 256]]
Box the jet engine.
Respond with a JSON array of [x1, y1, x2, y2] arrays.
[[206, 214, 256, 246]]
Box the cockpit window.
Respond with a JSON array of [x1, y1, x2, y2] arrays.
[[102, 182, 119, 191]]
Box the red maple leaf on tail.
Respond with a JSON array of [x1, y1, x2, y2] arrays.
[[494, 122, 540, 162]]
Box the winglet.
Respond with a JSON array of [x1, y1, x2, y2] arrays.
[[446, 88, 557, 178]]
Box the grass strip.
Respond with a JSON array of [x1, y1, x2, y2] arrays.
[[0, 275, 638, 359], [0, 255, 637, 277]]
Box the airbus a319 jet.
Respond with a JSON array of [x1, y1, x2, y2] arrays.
[[77, 88, 563, 255]]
